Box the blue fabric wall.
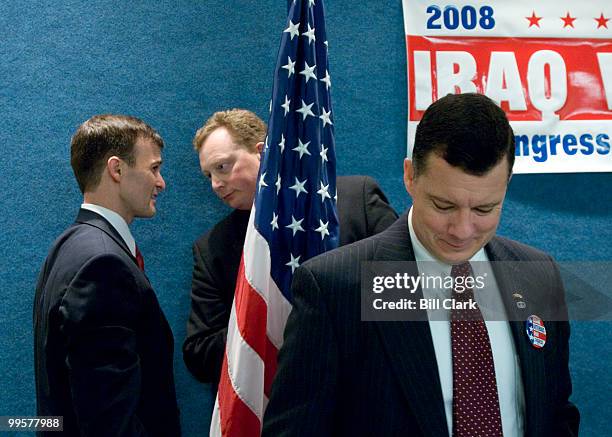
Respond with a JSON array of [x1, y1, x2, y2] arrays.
[[1, 1, 609, 435]]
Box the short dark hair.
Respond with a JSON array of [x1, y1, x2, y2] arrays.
[[412, 93, 514, 178], [70, 114, 164, 193]]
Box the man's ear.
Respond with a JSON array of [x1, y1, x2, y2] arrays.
[[107, 156, 123, 182], [403, 158, 415, 195], [256, 141, 264, 155]]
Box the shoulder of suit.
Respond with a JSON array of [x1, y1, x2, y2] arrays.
[[66, 222, 128, 256], [336, 175, 366, 185], [302, 230, 383, 272], [44, 223, 134, 276], [194, 209, 249, 250], [335, 175, 373, 194], [489, 235, 553, 262]]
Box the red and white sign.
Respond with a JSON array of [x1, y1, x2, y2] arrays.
[[403, 0, 612, 173]]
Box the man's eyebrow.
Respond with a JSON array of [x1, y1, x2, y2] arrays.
[[429, 195, 454, 204], [429, 195, 500, 208], [205, 153, 233, 167], [474, 201, 501, 208]]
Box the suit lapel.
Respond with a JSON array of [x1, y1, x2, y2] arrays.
[[373, 214, 449, 437], [486, 238, 546, 435]]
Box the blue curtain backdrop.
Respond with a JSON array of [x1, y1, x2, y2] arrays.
[[0, 1, 609, 435]]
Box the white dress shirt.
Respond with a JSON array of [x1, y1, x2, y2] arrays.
[[81, 203, 137, 257], [407, 208, 525, 437]]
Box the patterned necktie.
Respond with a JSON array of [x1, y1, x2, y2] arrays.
[[135, 245, 145, 272], [451, 262, 502, 437]]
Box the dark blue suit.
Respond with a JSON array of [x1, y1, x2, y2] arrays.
[[263, 212, 579, 436], [34, 209, 180, 436]]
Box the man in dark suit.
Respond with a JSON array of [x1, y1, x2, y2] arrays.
[[34, 115, 180, 436], [263, 94, 580, 436], [182, 109, 398, 386]]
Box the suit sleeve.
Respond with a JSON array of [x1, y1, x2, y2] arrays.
[[262, 265, 339, 437], [549, 259, 580, 436], [361, 176, 398, 236], [552, 320, 580, 436], [182, 241, 228, 384], [59, 254, 147, 437]]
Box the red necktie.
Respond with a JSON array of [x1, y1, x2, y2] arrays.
[[451, 262, 502, 437], [135, 245, 145, 272]]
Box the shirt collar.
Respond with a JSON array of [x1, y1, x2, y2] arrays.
[[81, 203, 136, 256]]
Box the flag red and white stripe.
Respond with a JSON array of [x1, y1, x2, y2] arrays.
[[211, 216, 292, 436], [210, 0, 337, 435]]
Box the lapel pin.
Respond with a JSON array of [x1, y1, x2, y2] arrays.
[[525, 314, 547, 349], [512, 292, 526, 309]]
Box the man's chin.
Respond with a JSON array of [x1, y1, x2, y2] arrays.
[[224, 197, 252, 211], [136, 207, 156, 219], [439, 253, 472, 264], [433, 242, 479, 264]]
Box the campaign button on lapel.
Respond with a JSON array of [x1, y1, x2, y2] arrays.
[[525, 315, 547, 349]]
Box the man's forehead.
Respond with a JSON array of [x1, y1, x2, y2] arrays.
[[202, 129, 239, 156], [419, 153, 510, 179], [417, 155, 508, 198], [200, 147, 234, 169], [134, 137, 162, 161]]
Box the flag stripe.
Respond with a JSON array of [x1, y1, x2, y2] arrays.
[[216, 218, 283, 432], [234, 256, 269, 361], [211, 1, 336, 435], [216, 355, 262, 437], [243, 208, 292, 350], [224, 281, 265, 416], [232, 249, 281, 398]]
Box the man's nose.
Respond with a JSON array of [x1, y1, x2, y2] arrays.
[[157, 173, 166, 191], [211, 174, 224, 192], [448, 209, 474, 240]]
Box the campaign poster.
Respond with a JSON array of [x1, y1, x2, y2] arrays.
[[403, 0, 612, 173]]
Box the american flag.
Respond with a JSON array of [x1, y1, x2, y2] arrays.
[[210, 1, 338, 435]]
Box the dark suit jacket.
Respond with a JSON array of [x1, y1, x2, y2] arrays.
[[262, 212, 579, 437], [33, 209, 180, 437], [183, 175, 398, 385]]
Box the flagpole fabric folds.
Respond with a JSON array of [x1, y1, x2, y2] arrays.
[[210, 1, 338, 435]]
